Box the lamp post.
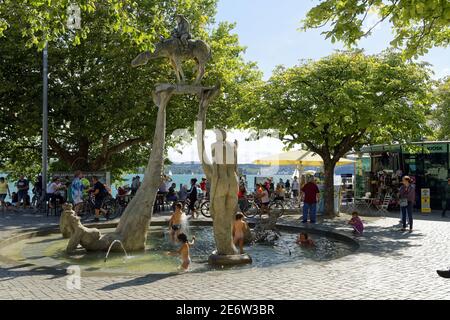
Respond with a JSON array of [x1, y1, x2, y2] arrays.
[[41, 43, 48, 203], [41, 4, 81, 204]]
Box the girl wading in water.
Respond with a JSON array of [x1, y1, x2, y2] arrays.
[[167, 233, 195, 271]]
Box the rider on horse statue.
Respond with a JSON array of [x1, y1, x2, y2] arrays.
[[172, 14, 192, 51]]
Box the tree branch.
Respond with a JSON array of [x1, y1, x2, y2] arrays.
[[105, 137, 146, 159], [91, 137, 147, 171], [49, 138, 74, 166]]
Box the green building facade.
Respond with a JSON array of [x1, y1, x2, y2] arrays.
[[357, 141, 450, 210]]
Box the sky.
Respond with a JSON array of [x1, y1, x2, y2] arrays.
[[167, 0, 450, 164]]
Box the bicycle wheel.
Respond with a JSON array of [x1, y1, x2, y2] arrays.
[[269, 200, 285, 217], [107, 200, 123, 220], [285, 198, 299, 210], [102, 198, 117, 220], [200, 200, 211, 218], [80, 201, 94, 221], [243, 200, 258, 218]]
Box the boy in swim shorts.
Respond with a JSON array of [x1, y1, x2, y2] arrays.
[[168, 202, 184, 242]]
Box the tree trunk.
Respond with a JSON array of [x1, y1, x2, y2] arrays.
[[323, 161, 337, 218], [66, 86, 174, 253], [112, 88, 174, 251]]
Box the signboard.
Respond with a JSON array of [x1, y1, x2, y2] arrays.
[[424, 143, 448, 153], [421, 188, 431, 213]]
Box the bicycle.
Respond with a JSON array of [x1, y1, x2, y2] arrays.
[[108, 194, 133, 219], [79, 193, 117, 221], [281, 196, 301, 210], [31, 191, 46, 212], [241, 194, 285, 219], [183, 196, 211, 218]]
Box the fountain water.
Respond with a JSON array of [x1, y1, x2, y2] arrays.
[[104, 240, 129, 263], [180, 212, 189, 233]]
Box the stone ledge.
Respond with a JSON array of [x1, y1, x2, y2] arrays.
[[208, 253, 253, 266]]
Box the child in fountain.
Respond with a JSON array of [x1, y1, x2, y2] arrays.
[[296, 233, 314, 246], [168, 233, 195, 271], [233, 213, 248, 254], [348, 211, 364, 235], [168, 202, 185, 242]]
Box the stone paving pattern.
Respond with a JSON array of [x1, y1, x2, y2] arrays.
[[1, 208, 449, 300]]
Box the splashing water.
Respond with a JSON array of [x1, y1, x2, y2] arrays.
[[104, 240, 129, 263], [180, 212, 189, 233]]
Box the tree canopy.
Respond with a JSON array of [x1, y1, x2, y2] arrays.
[[0, 0, 216, 51], [431, 77, 450, 140], [0, 0, 261, 178], [302, 0, 450, 58], [235, 51, 434, 215]]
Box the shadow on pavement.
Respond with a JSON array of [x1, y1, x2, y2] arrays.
[[100, 272, 179, 291], [353, 224, 424, 257], [0, 264, 67, 281]]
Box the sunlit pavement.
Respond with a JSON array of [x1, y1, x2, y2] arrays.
[[1, 208, 449, 300]]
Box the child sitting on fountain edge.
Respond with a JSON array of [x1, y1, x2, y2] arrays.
[[167, 233, 195, 271]]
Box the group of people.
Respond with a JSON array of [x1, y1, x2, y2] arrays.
[[0, 172, 113, 222], [45, 172, 111, 222], [0, 175, 42, 209], [158, 176, 210, 218]]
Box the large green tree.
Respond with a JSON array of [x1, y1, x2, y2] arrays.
[[431, 77, 450, 139], [0, 1, 261, 177], [302, 0, 450, 58], [236, 51, 433, 216]]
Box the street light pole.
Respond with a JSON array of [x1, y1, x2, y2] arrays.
[[41, 42, 48, 202]]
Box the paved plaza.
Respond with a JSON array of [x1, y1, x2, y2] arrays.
[[0, 209, 449, 300]]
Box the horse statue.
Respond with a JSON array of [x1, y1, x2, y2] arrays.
[[131, 38, 211, 85]]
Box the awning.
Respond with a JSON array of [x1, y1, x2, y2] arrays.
[[253, 150, 355, 166]]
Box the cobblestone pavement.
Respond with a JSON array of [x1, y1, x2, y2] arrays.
[[1, 208, 449, 300]]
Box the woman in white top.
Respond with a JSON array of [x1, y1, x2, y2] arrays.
[[46, 177, 65, 207]]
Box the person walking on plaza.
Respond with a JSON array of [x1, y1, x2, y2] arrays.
[[301, 176, 320, 224], [200, 178, 207, 194], [32, 176, 43, 201], [205, 179, 211, 199], [71, 171, 84, 214], [92, 176, 108, 222], [399, 176, 415, 232], [131, 176, 141, 196], [285, 179, 291, 193], [16, 175, 30, 208], [178, 184, 189, 202], [291, 176, 300, 199], [0, 177, 11, 210], [441, 178, 450, 218], [81, 175, 90, 197], [187, 178, 198, 218]]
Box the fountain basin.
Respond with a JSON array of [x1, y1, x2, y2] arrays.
[[0, 220, 358, 277]]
